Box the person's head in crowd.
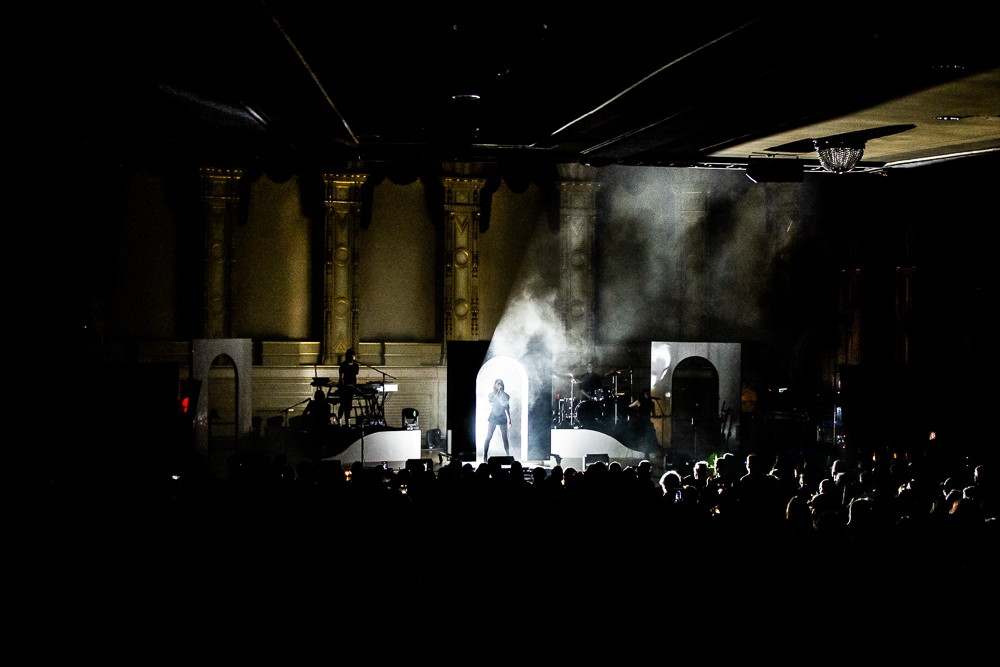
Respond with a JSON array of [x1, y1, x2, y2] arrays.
[[815, 509, 845, 533], [622, 466, 638, 486], [847, 497, 873, 528], [831, 459, 848, 484], [586, 461, 607, 477], [860, 470, 877, 495], [660, 471, 682, 494], [680, 485, 699, 504], [787, 495, 812, 528]]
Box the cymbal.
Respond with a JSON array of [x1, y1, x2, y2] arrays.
[[310, 377, 333, 387]]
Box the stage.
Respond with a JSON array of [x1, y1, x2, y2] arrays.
[[279, 424, 647, 471]]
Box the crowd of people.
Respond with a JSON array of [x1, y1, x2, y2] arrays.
[[33, 435, 995, 644], [135, 442, 996, 586]]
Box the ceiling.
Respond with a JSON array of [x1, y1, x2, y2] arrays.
[[55, 4, 999, 176]]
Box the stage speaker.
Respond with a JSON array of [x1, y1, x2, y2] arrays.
[[488, 456, 515, 466]]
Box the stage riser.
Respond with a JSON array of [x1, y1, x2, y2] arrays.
[[325, 430, 422, 466], [551, 429, 645, 470]]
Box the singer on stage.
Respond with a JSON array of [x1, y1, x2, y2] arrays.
[[484, 378, 511, 461]]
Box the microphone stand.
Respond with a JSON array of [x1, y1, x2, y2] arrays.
[[364, 364, 397, 427]]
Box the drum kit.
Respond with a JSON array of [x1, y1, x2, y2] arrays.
[[554, 368, 634, 429]]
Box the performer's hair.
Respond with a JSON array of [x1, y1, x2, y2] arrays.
[[494, 378, 504, 391], [346, 348, 356, 357]]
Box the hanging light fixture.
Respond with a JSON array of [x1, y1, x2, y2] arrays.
[[813, 138, 865, 174]]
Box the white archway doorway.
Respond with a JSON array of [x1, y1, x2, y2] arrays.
[[476, 356, 529, 462]]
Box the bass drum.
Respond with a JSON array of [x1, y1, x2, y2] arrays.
[[576, 400, 604, 429]]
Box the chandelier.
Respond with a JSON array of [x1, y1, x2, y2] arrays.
[[813, 139, 865, 174]]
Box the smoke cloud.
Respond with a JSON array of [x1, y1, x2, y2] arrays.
[[487, 212, 565, 405], [487, 165, 806, 405], [597, 165, 797, 344]]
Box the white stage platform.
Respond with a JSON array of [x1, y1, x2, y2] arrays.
[[550, 429, 645, 470], [323, 429, 421, 465]]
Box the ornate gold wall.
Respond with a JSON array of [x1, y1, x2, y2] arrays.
[[358, 179, 437, 343], [477, 181, 548, 340], [236, 175, 313, 341]]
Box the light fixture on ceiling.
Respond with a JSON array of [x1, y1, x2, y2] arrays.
[[813, 138, 865, 174], [768, 125, 916, 175]]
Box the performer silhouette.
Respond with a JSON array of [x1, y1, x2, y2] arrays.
[[484, 378, 511, 461], [577, 361, 602, 401], [338, 348, 360, 425]]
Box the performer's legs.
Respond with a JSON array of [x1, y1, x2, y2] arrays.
[[338, 387, 355, 424], [499, 421, 510, 456], [484, 421, 498, 461]]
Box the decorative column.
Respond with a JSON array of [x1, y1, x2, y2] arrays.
[[199, 167, 244, 338], [557, 164, 599, 359], [322, 172, 368, 364], [678, 189, 709, 341], [442, 167, 486, 342], [766, 182, 800, 346]]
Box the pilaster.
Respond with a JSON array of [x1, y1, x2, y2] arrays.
[[322, 172, 368, 364], [441, 171, 485, 342], [199, 167, 244, 338], [677, 189, 709, 341], [556, 164, 599, 359]]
